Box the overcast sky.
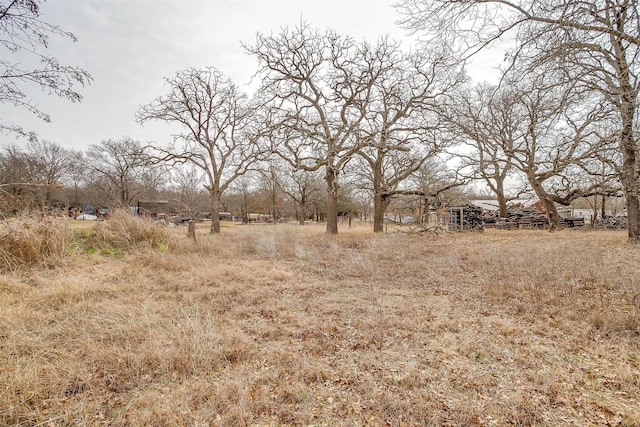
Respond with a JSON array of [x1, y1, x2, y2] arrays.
[[1, 0, 507, 151]]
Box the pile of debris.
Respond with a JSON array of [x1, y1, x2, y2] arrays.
[[447, 204, 484, 232], [494, 207, 549, 229], [595, 215, 628, 229]]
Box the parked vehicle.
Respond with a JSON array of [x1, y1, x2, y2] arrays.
[[76, 213, 98, 221]]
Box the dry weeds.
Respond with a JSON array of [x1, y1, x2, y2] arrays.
[[0, 215, 69, 271], [88, 210, 171, 253], [1, 221, 639, 426]]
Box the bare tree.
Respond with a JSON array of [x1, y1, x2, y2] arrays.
[[229, 175, 256, 224], [442, 83, 525, 217], [351, 188, 373, 222], [137, 67, 263, 234], [279, 167, 324, 225], [356, 46, 463, 232], [246, 24, 391, 234], [381, 156, 468, 224], [171, 163, 206, 217], [570, 148, 623, 225], [1, 0, 92, 140], [25, 139, 70, 205], [0, 144, 33, 196], [64, 149, 87, 206], [85, 137, 152, 206], [401, 156, 469, 213], [0, 143, 40, 213], [256, 163, 285, 222], [396, 0, 640, 241], [354, 139, 440, 230], [490, 74, 618, 229]]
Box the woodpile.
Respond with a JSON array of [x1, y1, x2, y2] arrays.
[[595, 215, 628, 229], [447, 205, 484, 232], [494, 207, 549, 229], [560, 217, 586, 228], [482, 210, 498, 225], [440, 202, 601, 231]]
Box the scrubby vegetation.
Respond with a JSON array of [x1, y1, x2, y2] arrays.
[[1, 219, 639, 425], [85, 210, 171, 255], [0, 215, 69, 270], [0, 211, 172, 270]]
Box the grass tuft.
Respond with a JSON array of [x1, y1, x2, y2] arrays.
[[87, 210, 171, 253], [0, 215, 69, 270]]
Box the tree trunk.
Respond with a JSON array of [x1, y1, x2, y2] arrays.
[[542, 197, 561, 231], [590, 197, 599, 228], [619, 110, 640, 243], [529, 175, 560, 230], [496, 185, 509, 218], [325, 168, 339, 235], [613, 32, 640, 242], [298, 198, 306, 225], [209, 189, 221, 234], [326, 190, 339, 234], [371, 157, 385, 232], [373, 192, 385, 233]]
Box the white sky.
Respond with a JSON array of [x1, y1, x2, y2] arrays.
[[1, 0, 508, 151]]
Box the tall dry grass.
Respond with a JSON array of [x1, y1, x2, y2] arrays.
[[0, 215, 69, 271], [87, 210, 171, 253], [1, 222, 639, 426], [0, 210, 172, 271]]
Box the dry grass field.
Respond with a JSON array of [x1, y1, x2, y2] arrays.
[[1, 214, 640, 426]]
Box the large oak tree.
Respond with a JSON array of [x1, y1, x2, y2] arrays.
[[357, 46, 462, 232], [137, 67, 264, 233], [246, 24, 386, 234]]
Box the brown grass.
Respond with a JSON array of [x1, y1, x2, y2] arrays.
[[0, 215, 69, 271], [88, 210, 170, 252], [1, 221, 640, 426]]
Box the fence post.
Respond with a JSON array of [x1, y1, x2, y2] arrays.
[[187, 220, 196, 242]]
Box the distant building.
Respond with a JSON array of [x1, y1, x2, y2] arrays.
[[558, 208, 594, 224]]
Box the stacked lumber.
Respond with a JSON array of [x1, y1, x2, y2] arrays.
[[560, 217, 586, 228], [494, 207, 549, 229], [494, 218, 519, 229], [596, 215, 628, 229], [484, 205, 589, 229], [448, 205, 484, 232], [482, 210, 498, 226]]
